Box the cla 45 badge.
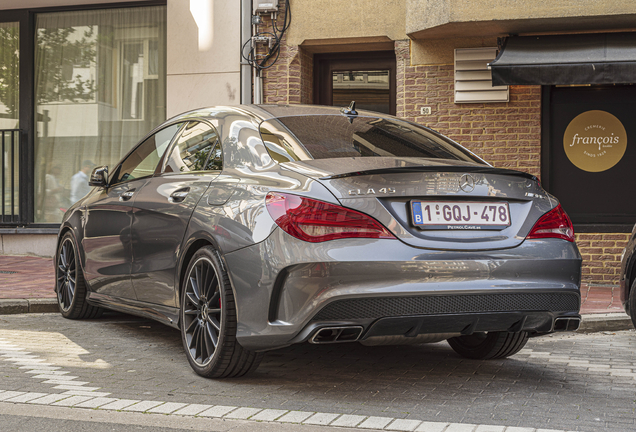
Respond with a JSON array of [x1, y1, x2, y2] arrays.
[[348, 187, 396, 196]]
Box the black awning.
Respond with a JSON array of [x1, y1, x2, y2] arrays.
[[490, 32, 636, 86]]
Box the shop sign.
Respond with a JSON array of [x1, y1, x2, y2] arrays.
[[563, 110, 627, 172]]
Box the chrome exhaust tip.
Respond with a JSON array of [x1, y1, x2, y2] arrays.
[[553, 317, 581, 332], [309, 326, 363, 344]]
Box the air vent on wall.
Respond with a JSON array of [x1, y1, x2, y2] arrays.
[[454, 48, 509, 103]]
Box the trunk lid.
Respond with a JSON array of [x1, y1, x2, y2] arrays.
[[282, 158, 555, 251]]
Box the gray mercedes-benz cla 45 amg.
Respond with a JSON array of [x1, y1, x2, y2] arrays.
[[55, 104, 582, 378]]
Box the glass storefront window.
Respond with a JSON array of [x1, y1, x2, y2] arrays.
[[0, 22, 19, 129], [332, 70, 391, 114], [0, 22, 20, 220], [34, 6, 166, 222]]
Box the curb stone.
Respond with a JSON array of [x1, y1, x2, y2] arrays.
[[577, 312, 634, 333], [0, 299, 633, 333], [0, 298, 58, 315]]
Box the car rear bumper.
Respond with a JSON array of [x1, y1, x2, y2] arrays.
[[224, 229, 582, 351]]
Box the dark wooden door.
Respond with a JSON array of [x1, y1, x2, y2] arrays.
[[314, 51, 396, 115]]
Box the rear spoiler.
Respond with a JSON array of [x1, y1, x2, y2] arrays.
[[319, 165, 539, 183]]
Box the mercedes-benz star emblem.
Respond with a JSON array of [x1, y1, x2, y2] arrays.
[[459, 174, 476, 193]]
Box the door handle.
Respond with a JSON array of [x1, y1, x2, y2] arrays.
[[119, 190, 135, 201], [169, 189, 189, 203]]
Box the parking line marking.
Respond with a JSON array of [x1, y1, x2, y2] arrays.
[[147, 402, 188, 414], [74, 397, 119, 408], [53, 385, 101, 392], [61, 390, 111, 397], [386, 419, 422, 431], [331, 414, 367, 427], [278, 411, 314, 423], [304, 413, 340, 425], [0, 389, 585, 432], [358, 416, 393, 429], [122, 400, 164, 412], [0, 391, 26, 401], [98, 399, 141, 410], [172, 404, 213, 416], [4, 392, 48, 403], [198, 405, 237, 417], [251, 409, 289, 421], [52, 396, 96, 407], [27, 394, 73, 405], [224, 407, 262, 419]]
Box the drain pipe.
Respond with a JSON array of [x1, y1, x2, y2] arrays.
[[240, 0, 253, 104], [254, 70, 263, 104]]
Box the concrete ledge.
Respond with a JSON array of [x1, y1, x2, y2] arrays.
[[0, 298, 58, 315], [578, 313, 634, 333]]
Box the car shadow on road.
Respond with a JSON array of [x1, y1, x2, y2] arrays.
[[89, 312, 569, 400]]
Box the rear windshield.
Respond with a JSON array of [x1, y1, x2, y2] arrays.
[[259, 115, 484, 164]]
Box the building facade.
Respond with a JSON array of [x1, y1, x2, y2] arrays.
[[255, 0, 635, 286], [0, 0, 246, 255], [0, 0, 634, 287]]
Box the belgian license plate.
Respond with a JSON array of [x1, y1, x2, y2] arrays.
[[410, 201, 511, 230]]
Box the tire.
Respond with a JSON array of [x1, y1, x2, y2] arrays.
[[628, 279, 636, 329], [447, 331, 529, 360], [56, 232, 103, 319], [180, 246, 263, 378]]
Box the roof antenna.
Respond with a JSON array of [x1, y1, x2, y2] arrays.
[[340, 101, 357, 123]]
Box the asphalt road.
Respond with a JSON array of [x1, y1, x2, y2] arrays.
[[1, 312, 635, 432]]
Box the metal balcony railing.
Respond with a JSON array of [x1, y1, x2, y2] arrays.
[[1, 129, 20, 223]]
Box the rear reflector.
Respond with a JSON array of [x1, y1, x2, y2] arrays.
[[527, 204, 575, 242], [266, 192, 395, 242]]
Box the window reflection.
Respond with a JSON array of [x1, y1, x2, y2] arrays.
[[114, 123, 180, 184], [33, 6, 166, 222], [164, 122, 222, 173], [332, 70, 390, 114], [0, 23, 20, 220], [261, 115, 483, 164]]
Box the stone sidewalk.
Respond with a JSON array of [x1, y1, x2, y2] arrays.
[[0, 254, 633, 331], [2, 314, 636, 432]]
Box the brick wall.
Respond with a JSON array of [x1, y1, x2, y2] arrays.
[[257, 7, 312, 104], [576, 233, 630, 285], [395, 40, 542, 178], [258, 34, 627, 286]]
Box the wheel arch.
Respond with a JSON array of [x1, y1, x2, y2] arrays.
[[176, 232, 226, 309], [626, 254, 636, 315]]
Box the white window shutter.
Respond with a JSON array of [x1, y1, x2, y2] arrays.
[[454, 48, 509, 103]]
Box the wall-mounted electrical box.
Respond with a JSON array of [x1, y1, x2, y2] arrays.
[[254, 0, 279, 13]]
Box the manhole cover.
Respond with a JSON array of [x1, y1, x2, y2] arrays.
[[0, 270, 17, 274]]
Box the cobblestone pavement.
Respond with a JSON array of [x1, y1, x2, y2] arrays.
[[0, 313, 634, 432]]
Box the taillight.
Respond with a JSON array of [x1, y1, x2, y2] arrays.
[[526, 204, 574, 242], [265, 192, 395, 243]]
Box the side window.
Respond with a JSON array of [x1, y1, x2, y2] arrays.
[[112, 123, 182, 185], [163, 121, 222, 173], [207, 142, 223, 171]]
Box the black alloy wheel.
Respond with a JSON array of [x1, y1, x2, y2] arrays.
[[56, 232, 102, 319], [180, 246, 263, 378], [182, 255, 222, 367], [57, 236, 77, 312], [447, 331, 529, 360]]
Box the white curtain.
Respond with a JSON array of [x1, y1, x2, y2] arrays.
[[34, 6, 166, 222]]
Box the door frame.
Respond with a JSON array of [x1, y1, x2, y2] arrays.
[[313, 51, 396, 116]]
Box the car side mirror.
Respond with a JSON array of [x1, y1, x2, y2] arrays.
[[89, 166, 108, 187]]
